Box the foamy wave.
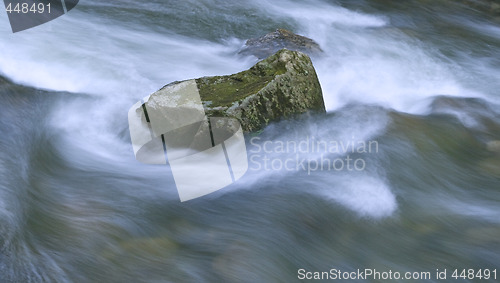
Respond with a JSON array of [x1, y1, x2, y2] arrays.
[[255, 0, 387, 28], [318, 175, 397, 219], [0, 9, 253, 98]]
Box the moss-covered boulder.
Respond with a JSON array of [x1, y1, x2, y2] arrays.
[[238, 29, 323, 59], [146, 49, 325, 133], [198, 49, 325, 132]]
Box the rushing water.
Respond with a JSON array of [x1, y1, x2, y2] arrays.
[[1, 0, 499, 282]]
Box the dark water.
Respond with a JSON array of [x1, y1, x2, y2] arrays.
[[0, 0, 499, 282]]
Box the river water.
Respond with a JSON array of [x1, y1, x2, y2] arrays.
[[0, 0, 499, 282]]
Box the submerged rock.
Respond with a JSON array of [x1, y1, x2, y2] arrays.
[[146, 49, 325, 133], [480, 141, 500, 177], [238, 28, 323, 59], [478, 157, 500, 177], [486, 140, 500, 154]]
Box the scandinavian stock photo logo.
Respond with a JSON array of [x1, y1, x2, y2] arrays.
[[247, 135, 379, 175], [128, 80, 249, 202]]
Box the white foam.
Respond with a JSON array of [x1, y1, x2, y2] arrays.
[[319, 175, 397, 219], [310, 26, 483, 113], [255, 0, 387, 28], [0, 9, 252, 99]]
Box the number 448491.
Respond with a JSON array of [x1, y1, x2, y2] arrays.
[[5, 2, 51, 14], [452, 269, 497, 280]]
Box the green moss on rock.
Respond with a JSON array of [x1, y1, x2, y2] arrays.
[[195, 55, 287, 108], [198, 49, 325, 132]]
